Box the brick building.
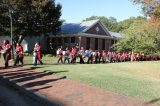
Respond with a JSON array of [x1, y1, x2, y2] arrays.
[[47, 19, 123, 52]]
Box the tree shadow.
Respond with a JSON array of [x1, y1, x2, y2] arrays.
[[0, 68, 35, 74], [12, 72, 56, 82], [1, 71, 29, 76], [145, 98, 160, 105], [44, 70, 69, 74], [23, 76, 67, 88], [7, 71, 44, 79], [32, 86, 53, 92]]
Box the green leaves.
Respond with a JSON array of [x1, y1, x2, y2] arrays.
[[0, 0, 62, 44], [115, 16, 160, 55]]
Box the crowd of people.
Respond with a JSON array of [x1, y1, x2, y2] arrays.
[[56, 46, 160, 64], [0, 40, 160, 68], [0, 40, 42, 68], [0, 40, 24, 68]]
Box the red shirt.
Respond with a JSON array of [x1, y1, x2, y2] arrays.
[[16, 45, 23, 53], [1, 43, 11, 54]]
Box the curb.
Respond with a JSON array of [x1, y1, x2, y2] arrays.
[[0, 75, 63, 106]]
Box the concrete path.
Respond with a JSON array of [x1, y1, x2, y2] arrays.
[[0, 65, 159, 106]]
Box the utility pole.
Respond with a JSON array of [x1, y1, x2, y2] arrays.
[[8, 2, 14, 59]]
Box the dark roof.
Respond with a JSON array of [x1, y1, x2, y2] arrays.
[[59, 19, 123, 39], [60, 19, 99, 34], [109, 31, 124, 38]]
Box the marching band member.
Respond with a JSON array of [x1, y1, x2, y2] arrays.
[[14, 43, 24, 66], [63, 47, 70, 64], [1, 40, 11, 68], [57, 47, 63, 63], [33, 42, 43, 65], [102, 50, 106, 63]]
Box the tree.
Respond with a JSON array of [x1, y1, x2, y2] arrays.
[[83, 16, 119, 32], [0, 0, 62, 44], [115, 15, 160, 55], [131, 0, 160, 18]]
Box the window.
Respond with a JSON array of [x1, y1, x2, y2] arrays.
[[102, 39, 105, 50], [64, 37, 69, 43], [58, 38, 62, 43], [71, 37, 75, 43]]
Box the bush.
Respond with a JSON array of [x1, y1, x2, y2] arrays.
[[45, 54, 53, 57], [23, 53, 32, 56]]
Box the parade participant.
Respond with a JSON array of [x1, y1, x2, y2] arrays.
[[79, 47, 85, 64], [0, 46, 2, 52], [113, 52, 117, 62], [131, 51, 135, 62], [94, 50, 98, 64], [33, 42, 43, 65], [57, 47, 63, 63], [78, 47, 85, 64], [87, 48, 93, 64], [119, 53, 123, 62], [97, 50, 101, 63], [14, 43, 24, 66], [0, 46, 2, 62], [108, 51, 113, 63], [125, 53, 129, 61], [102, 50, 106, 63], [1, 40, 11, 68], [63, 47, 70, 64], [75, 43, 80, 51], [71, 47, 77, 63]]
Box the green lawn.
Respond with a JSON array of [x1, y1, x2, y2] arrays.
[[26, 57, 160, 103]]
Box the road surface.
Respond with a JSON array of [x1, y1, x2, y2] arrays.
[[0, 79, 54, 106]]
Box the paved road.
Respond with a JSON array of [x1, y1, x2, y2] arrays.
[[0, 79, 50, 106]]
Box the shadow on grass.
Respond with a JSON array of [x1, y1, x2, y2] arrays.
[[145, 98, 160, 105], [32, 85, 53, 92], [44, 70, 69, 74], [23, 76, 67, 88]]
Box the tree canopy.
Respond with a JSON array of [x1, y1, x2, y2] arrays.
[[115, 0, 160, 55], [0, 0, 62, 44]]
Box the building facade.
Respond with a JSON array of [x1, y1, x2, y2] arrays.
[[47, 19, 123, 52], [0, 19, 123, 53]]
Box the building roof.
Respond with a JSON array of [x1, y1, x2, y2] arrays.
[[59, 19, 123, 39], [60, 19, 99, 34], [109, 31, 124, 39]]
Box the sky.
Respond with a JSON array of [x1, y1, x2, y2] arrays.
[[55, 0, 143, 23]]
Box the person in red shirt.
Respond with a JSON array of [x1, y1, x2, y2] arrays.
[[102, 50, 106, 63], [63, 47, 70, 64], [1, 40, 11, 68], [14, 43, 24, 66], [79, 47, 85, 64], [71, 47, 77, 63], [57, 47, 63, 63]]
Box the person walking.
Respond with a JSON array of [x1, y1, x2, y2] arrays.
[[33, 42, 43, 66], [1, 40, 11, 68], [14, 43, 24, 66]]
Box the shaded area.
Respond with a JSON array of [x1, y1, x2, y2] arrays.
[[23, 76, 66, 88], [44, 70, 69, 74], [0, 68, 35, 74], [145, 98, 160, 105], [32, 86, 53, 92], [0, 77, 65, 106], [0, 67, 69, 106], [0, 67, 68, 92]]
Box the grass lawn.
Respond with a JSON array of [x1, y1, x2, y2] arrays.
[[25, 56, 160, 103]]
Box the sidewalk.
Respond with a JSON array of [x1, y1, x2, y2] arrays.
[[0, 65, 159, 106]]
